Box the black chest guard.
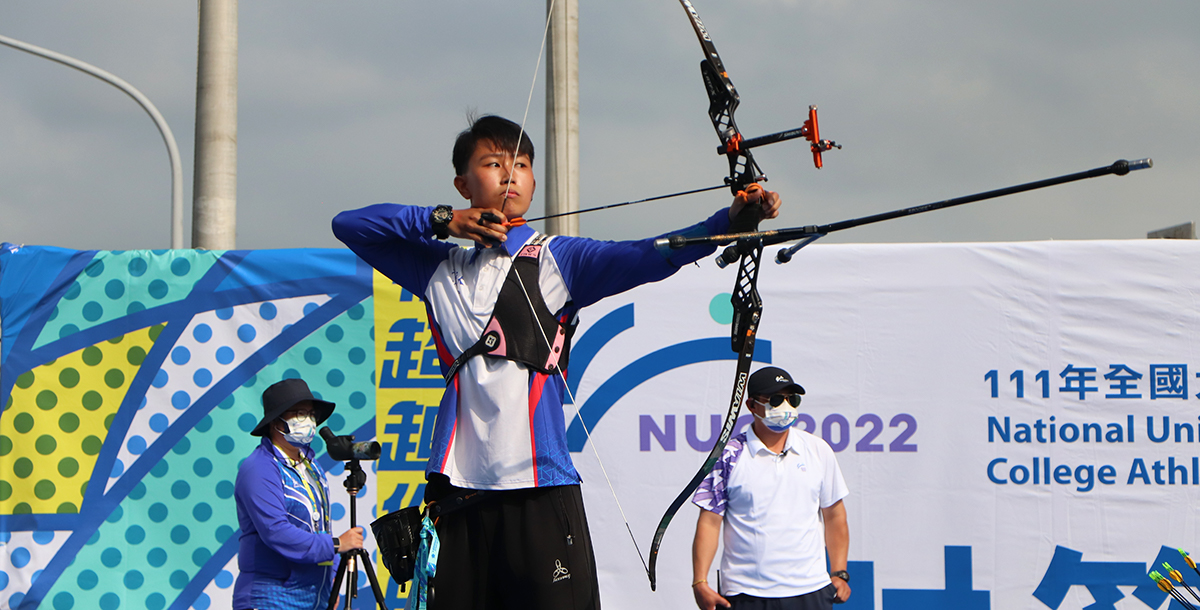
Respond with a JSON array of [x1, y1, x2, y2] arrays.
[[443, 235, 577, 383]]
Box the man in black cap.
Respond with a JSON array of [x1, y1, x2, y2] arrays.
[[233, 378, 365, 610], [690, 366, 851, 610]]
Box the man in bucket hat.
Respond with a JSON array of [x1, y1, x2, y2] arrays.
[[691, 366, 851, 610], [233, 378, 365, 610]]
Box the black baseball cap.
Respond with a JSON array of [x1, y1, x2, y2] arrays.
[[748, 366, 806, 396]]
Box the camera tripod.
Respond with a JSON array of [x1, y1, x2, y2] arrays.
[[328, 458, 388, 610]]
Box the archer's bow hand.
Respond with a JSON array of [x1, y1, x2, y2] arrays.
[[729, 185, 782, 225], [450, 208, 511, 248]]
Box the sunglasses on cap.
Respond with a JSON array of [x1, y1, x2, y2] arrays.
[[755, 394, 802, 407]]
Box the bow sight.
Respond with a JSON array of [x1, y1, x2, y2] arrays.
[[714, 105, 841, 170], [682, 0, 839, 198]]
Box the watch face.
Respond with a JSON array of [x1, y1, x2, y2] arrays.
[[433, 206, 453, 224]]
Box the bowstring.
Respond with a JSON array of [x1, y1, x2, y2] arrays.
[[500, 0, 651, 576], [500, 0, 556, 219], [510, 266, 650, 576]]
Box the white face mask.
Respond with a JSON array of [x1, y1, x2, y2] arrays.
[[280, 414, 317, 445], [753, 399, 799, 432]]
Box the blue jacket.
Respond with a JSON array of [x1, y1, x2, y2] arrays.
[[233, 437, 335, 610]]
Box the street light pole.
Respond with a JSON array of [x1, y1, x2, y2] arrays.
[[544, 0, 579, 237], [192, 0, 238, 250], [0, 33, 186, 249]]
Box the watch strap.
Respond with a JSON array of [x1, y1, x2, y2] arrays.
[[431, 205, 453, 240]]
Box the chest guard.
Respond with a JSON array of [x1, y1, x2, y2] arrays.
[[443, 235, 577, 383]]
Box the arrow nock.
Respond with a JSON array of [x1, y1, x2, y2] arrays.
[[1180, 548, 1197, 570]]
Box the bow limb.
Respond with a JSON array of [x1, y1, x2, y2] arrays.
[[647, 235, 764, 591]]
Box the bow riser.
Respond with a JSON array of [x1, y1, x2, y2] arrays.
[[683, 0, 767, 197], [730, 239, 764, 351], [700, 59, 766, 196]]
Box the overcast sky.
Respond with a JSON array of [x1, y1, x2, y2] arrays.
[[1, 1, 1197, 251]]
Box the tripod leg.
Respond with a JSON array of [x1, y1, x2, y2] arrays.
[[328, 553, 349, 610], [348, 552, 359, 608], [357, 548, 390, 610]]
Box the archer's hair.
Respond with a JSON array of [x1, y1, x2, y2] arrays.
[[451, 115, 535, 176]]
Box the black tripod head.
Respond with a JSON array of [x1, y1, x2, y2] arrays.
[[320, 426, 381, 461]]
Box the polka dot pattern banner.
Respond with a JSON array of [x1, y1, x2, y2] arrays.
[[34, 251, 215, 353], [3, 326, 154, 515], [1, 246, 437, 610], [107, 295, 331, 494]]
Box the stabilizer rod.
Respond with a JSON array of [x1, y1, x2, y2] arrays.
[[655, 159, 1153, 263]]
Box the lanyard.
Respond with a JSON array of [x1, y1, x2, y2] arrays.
[[275, 443, 330, 532], [412, 514, 440, 610]]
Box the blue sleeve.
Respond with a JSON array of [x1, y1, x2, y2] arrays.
[[550, 208, 733, 307], [235, 453, 334, 565], [331, 204, 455, 299]]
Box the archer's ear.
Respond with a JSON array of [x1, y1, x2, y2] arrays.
[[453, 175, 471, 200]]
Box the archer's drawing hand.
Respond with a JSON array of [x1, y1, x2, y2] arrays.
[[450, 208, 510, 248], [692, 582, 731, 610], [729, 185, 781, 224]]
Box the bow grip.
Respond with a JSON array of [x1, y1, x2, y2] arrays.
[[729, 186, 764, 235]]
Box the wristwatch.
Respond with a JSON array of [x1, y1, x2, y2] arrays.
[[332, 536, 341, 554], [830, 570, 850, 583], [431, 205, 454, 239]]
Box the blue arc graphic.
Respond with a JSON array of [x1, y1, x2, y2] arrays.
[[566, 305, 771, 452]]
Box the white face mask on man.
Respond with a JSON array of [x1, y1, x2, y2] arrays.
[[752, 395, 801, 432], [280, 414, 318, 445]]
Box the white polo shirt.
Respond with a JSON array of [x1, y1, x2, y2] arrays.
[[692, 426, 849, 597]]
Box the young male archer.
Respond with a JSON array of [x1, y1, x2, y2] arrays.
[[332, 114, 782, 609]]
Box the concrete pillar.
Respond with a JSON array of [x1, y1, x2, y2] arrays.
[[192, 0, 238, 249], [544, 0, 579, 237]]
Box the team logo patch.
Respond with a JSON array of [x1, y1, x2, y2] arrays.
[[552, 559, 572, 583]]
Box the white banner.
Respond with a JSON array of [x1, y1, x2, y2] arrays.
[[567, 239, 1200, 610]]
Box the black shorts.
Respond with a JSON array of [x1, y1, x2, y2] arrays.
[[427, 478, 600, 610], [728, 584, 839, 610]]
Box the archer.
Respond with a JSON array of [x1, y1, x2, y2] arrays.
[[332, 114, 781, 610]]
